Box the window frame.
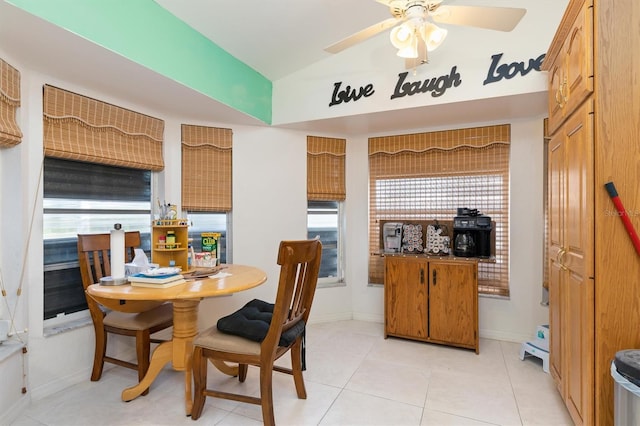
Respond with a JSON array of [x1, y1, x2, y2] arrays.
[[186, 211, 232, 265], [307, 200, 345, 287]]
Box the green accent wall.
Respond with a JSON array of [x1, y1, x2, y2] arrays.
[[8, 0, 272, 124]]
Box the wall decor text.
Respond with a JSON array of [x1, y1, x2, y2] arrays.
[[391, 66, 462, 99], [329, 82, 375, 107], [483, 53, 546, 85]]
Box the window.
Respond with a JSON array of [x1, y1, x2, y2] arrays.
[[187, 212, 230, 264], [181, 125, 232, 265], [43, 158, 152, 320], [307, 136, 346, 286], [368, 125, 511, 296], [307, 200, 344, 284]]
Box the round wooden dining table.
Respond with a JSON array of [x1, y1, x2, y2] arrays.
[[86, 264, 267, 415]]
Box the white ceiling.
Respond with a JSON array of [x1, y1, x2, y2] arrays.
[[155, 0, 394, 81], [0, 0, 563, 135]]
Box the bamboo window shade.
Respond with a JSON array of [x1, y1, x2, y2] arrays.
[[181, 124, 232, 212], [369, 124, 511, 297], [0, 58, 23, 148], [307, 136, 346, 201], [43, 85, 164, 170]]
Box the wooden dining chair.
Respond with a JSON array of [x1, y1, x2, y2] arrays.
[[77, 231, 173, 393], [190, 239, 322, 425]]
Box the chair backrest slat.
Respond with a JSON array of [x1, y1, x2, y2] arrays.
[[263, 239, 322, 349]]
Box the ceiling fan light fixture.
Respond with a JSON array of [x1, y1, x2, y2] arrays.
[[420, 22, 448, 52], [389, 21, 415, 49], [396, 34, 419, 58]]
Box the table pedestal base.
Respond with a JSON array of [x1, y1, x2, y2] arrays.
[[122, 299, 200, 415]]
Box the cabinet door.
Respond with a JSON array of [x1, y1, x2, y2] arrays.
[[547, 58, 565, 135], [428, 261, 477, 350], [548, 101, 594, 426], [546, 1, 593, 136], [547, 130, 565, 391], [384, 257, 427, 339], [563, 1, 593, 115], [562, 101, 594, 426]]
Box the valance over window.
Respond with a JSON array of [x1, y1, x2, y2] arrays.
[[307, 136, 346, 201], [181, 124, 232, 212], [0, 58, 23, 148], [43, 85, 164, 170]]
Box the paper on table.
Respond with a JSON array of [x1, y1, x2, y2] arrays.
[[209, 272, 232, 279]]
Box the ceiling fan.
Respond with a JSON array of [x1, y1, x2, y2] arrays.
[[324, 0, 526, 69]]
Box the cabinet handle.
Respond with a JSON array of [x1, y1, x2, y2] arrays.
[[559, 249, 568, 271], [555, 248, 564, 263], [432, 270, 437, 286], [420, 268, 424, 284], [555, 76, 568, 108], [555, 87, 564, 107]]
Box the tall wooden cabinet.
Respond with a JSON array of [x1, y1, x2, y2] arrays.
[[384, 256, 478, 353], [544, 1, 640, 424], [548, 100, 594, 425]]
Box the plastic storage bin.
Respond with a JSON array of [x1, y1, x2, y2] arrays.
[[612, 350, 640, 426]]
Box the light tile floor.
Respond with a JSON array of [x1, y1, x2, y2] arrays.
[[9, 320, 573, 426]]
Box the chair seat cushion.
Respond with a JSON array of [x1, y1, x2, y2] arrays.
[[216, 299, 305, 347], [104, 302, 173, 330]]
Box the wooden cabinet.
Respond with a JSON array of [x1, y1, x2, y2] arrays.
[[384, 256, 478, 353], [544, 0, 640, 424], [546, 0, 593, 135], [151, 219, 189, 270], [547, 100, 594, 425]]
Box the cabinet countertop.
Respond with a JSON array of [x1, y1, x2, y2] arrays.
[[380, 253, 496, 263]]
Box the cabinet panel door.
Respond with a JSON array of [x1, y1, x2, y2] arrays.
[[548, 131, 565, 391], [428, 261, 477, 348], [384, 257, 427, 338], [547, 59, 565, 135], [563, 102, 594, 426], [564, 1, 593, 114]]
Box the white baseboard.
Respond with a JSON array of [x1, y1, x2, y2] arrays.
[[29, 366, 92, 401], [479, 328, 532, 344], [307, 311, 353, 324]]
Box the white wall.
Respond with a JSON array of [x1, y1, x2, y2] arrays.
[[480, 118, 548, 341]]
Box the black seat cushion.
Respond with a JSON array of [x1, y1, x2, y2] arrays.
[[217, 299, 305, 347]]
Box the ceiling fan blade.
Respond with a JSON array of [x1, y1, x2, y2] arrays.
[[324, 17, 400, 54], [432, 5, 526, 32]]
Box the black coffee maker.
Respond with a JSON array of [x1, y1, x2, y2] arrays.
[[453, 208, 492, 258]]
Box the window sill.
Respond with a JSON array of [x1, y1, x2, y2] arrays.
[[0, 340, 25, 363], [43, 316, 92, 338], [318, 280, 346, 289]]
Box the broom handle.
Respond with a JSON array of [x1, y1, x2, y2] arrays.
[[605, 182, 640, 256]]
